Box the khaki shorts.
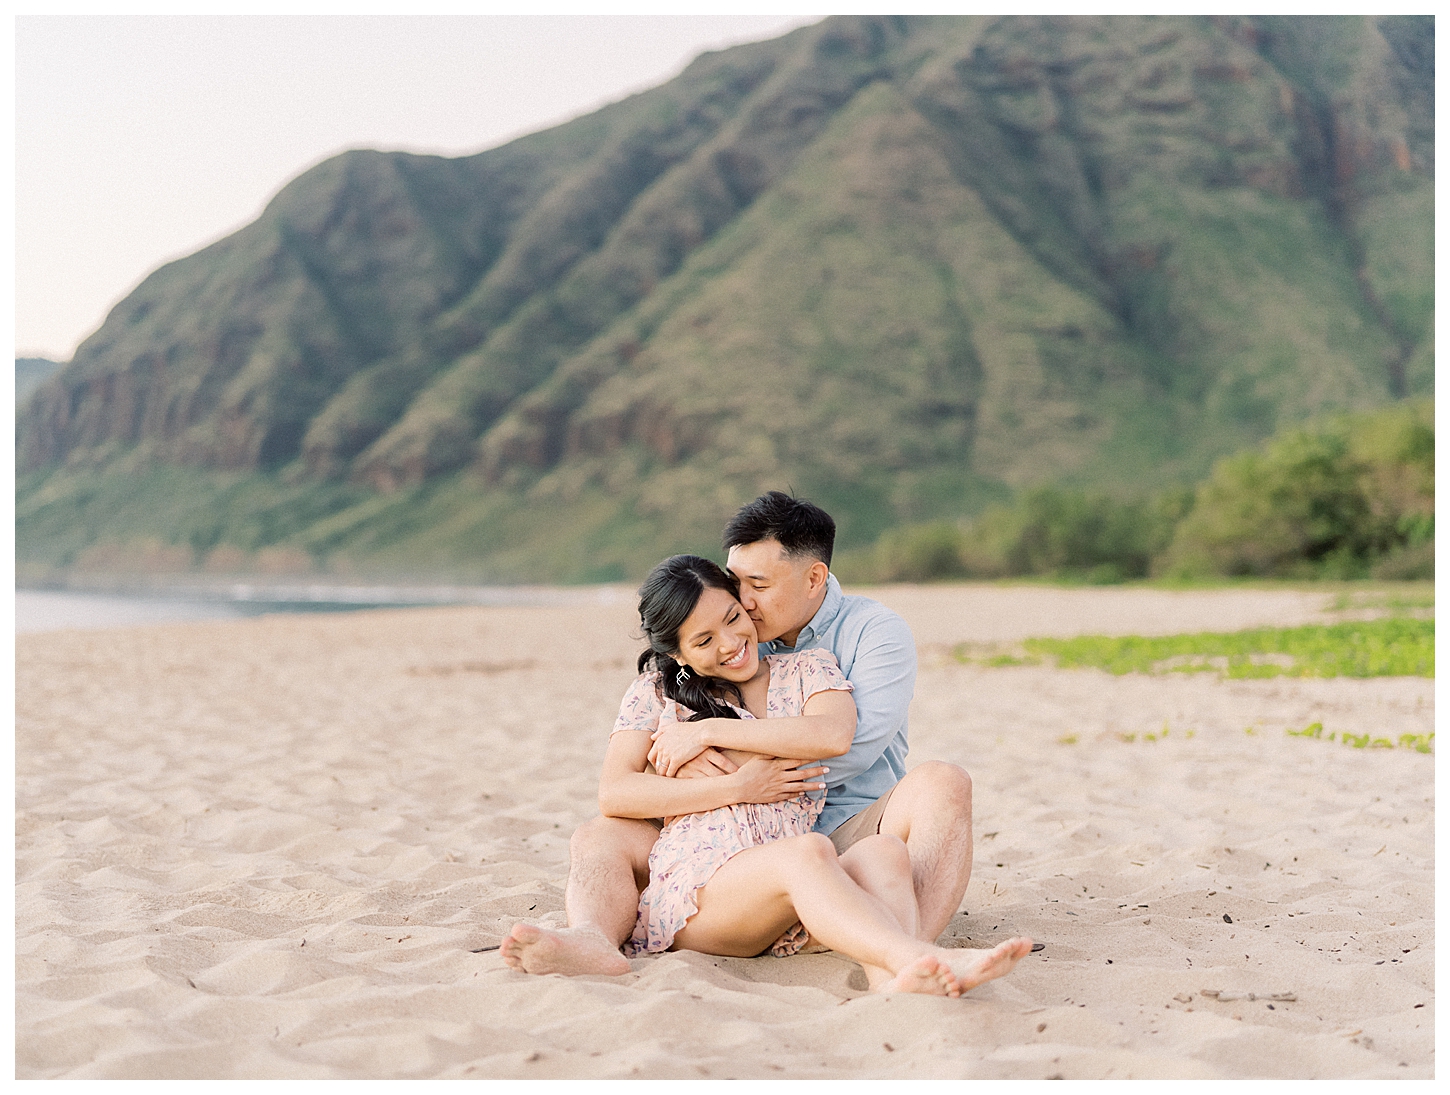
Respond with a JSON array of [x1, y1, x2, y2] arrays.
[[826, 784, 899, 856]]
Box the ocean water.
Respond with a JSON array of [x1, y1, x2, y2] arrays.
[[14, 583, 629, 635], [15, 589, 367, 634]]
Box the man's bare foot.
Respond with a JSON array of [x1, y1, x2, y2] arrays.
[[939, 936, 1033, 992], [875, 953, 962, 997], [499, 923, 630, 976]]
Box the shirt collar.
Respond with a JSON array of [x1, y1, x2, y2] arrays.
[[775, 573, 842, 650]]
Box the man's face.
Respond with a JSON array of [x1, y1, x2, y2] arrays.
[[726, 539, 826, 646]]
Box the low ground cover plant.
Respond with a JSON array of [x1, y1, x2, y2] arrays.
[[1287, 722, 1433, 753], [1019, 618, 1433, 679]]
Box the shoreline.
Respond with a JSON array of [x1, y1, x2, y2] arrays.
[[16, 575, 636, 607], [13, 581, 637, 635]]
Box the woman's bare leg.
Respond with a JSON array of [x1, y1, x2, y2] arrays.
[[673, 833, 1031, 995]]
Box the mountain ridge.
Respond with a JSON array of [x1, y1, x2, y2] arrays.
[[17, 14, 1433, 581]]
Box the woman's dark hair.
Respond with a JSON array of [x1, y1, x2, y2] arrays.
[[636, 554, 746, 722]]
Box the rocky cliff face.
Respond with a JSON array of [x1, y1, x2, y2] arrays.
[[15, 357, 61, 403], [17, 15, 1434, 577]]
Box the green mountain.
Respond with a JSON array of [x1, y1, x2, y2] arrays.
[[17, 15, 1434, 582]]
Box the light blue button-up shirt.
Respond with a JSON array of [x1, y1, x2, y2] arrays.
[[763, 574, 916, 835]]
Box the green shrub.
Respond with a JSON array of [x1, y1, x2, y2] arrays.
[[867, 520, 972, 581], [1158, 400, 1433, 578], [856, 400, 1430, 584], [865, 487, 1187, 582], [994, 487, 1184, 581]]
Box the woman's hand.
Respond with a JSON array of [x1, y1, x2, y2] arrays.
[[648, 719, 710, 777], [731, 756, 829, 804], [673, 748, 741, 779]]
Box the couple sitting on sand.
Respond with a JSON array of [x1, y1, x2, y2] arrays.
[[503, 492, 1031, 996]]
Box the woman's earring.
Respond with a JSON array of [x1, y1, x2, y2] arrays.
[[676, 666, 689, 687]]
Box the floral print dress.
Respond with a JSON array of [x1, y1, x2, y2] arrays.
[[610, 647, 853, 957]]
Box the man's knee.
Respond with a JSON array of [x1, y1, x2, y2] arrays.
[[883, 761, 973, 841], [570, 816, 657, 874], [903, 760, 972, 811]]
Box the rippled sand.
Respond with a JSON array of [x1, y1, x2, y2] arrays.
[[16, 585, 1433, 1078]]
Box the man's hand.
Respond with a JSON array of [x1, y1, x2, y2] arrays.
[[648, 719, 710, 777], [733, 757, 829, 804], [673, 748, 741, 780]]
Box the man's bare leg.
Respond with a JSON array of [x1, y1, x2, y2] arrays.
[[876, 761, 975, 942], [838, 833, 921, 991], [500, 815, 656, 975]]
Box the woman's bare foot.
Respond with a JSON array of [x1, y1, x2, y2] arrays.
[[499, 923, 630, 976], [875, 953, 962, 997], [939, 936, 1033, 992]]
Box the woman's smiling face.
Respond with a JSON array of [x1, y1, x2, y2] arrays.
[[674, 585, 762, 684]]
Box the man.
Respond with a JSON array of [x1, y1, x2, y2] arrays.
[[502, 491, 974, 975]]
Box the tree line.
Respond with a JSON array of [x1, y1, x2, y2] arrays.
[[852, 400, 1433, 584]]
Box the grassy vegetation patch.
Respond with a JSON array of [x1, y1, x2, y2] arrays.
[[1326, 589, 1435, 613], [1112, 724, 1196, 743], [1020, 617, 1434, 679], [1286, 722, 1433, 753]]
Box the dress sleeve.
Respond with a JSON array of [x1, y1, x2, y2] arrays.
[[611, 673, 666, 736], [797, 647, 854, 702]]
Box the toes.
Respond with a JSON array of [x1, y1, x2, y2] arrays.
[[881, 954, 951, 996], [998, 938, 1032, 966], [919, 956, 956, 997]]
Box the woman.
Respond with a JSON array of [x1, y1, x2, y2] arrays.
[[599, 554, 1030, 997]]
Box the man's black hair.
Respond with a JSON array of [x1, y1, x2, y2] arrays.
[[722, 490, 836, 566]]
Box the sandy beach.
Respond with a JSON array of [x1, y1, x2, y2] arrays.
[[15, 585, 1433, 1079]]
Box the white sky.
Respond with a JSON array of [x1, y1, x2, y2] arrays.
[[14, 13, 824, 361]]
